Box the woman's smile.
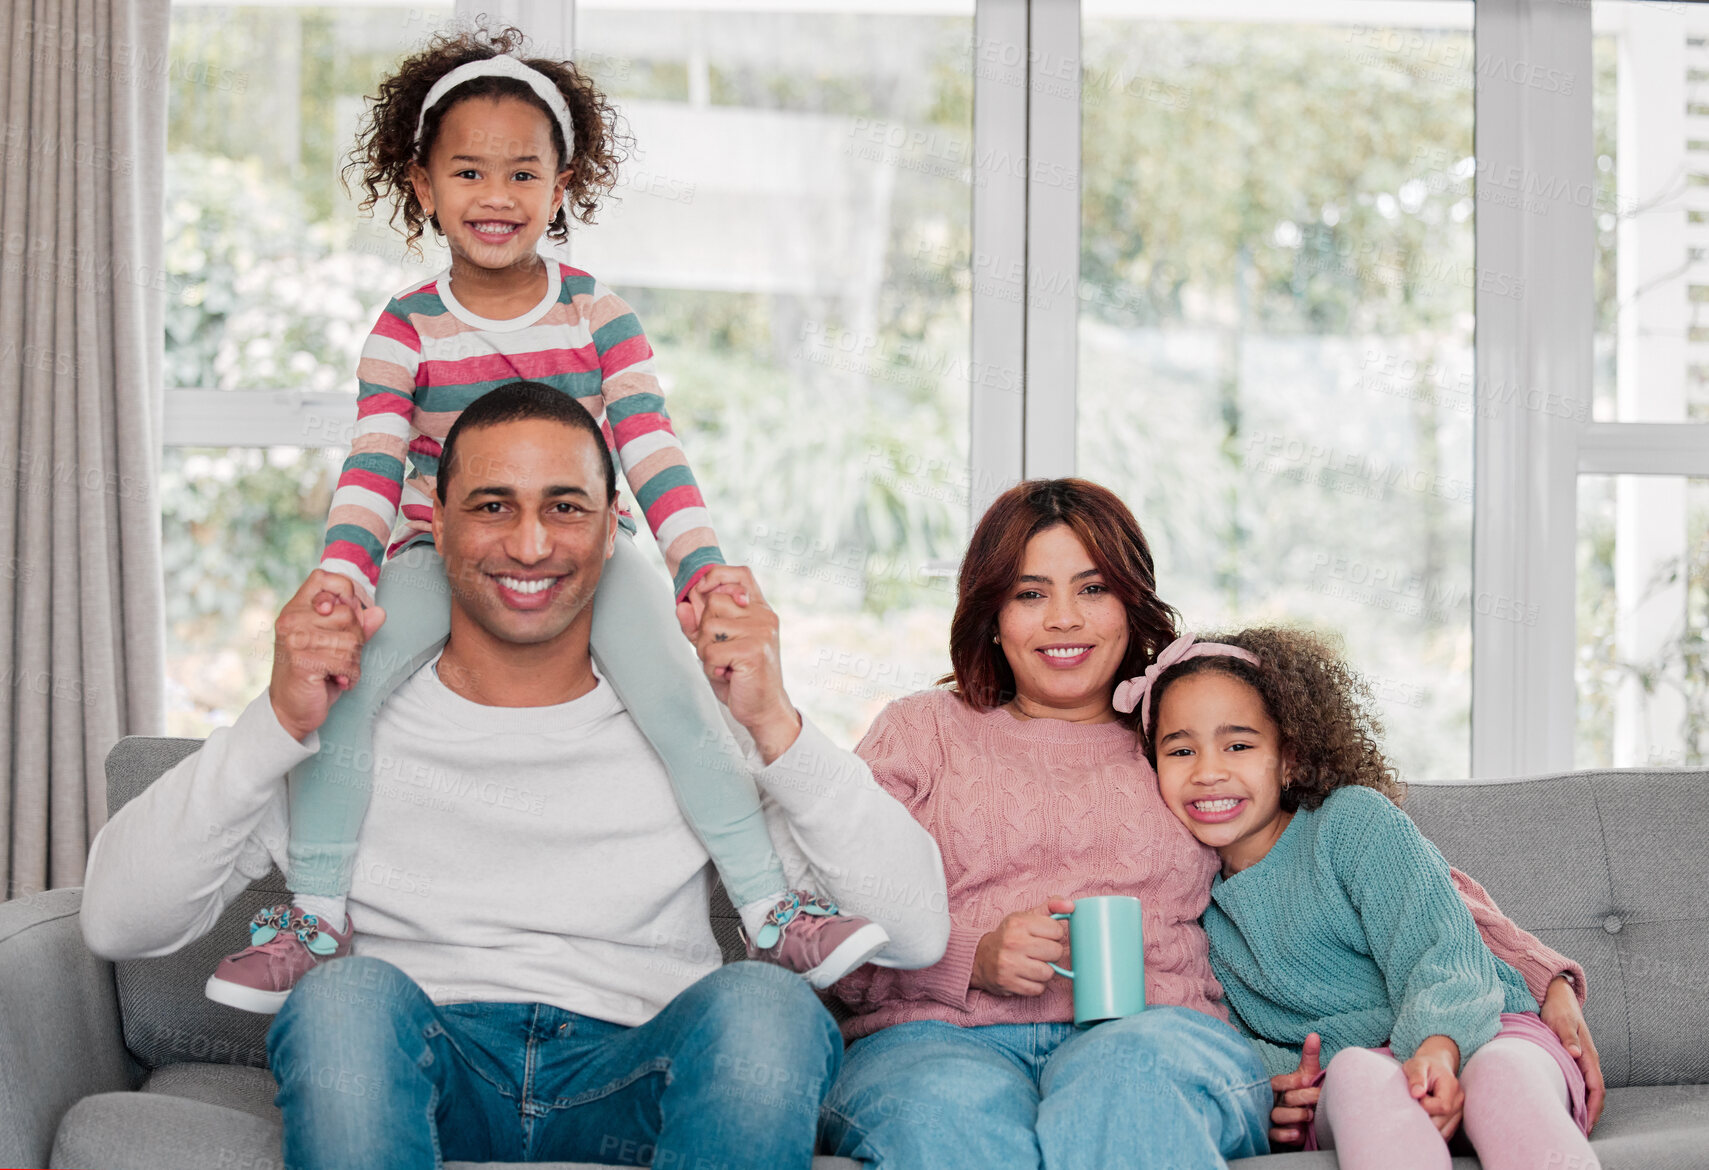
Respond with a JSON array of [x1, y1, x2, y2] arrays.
[[1036, 643, 1095, 668]]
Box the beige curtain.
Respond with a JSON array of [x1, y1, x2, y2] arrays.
[[1, 0, 168, 897]]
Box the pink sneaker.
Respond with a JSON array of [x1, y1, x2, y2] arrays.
[[204, 905, 354, 1014], [741, 891, 888, 989]]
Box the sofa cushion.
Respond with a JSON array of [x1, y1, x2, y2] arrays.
[[54, 1061, 863, 1169], [1585, 1085, 1709, 1169], [104, 737, 280, 1075], [51, 1090, 282, 1170], [1404, 769, 1709, 1090], [64, 1066, 1704, 1169], [144, 1061, 280, 1123], [1230, 1154, 1478, 1168]]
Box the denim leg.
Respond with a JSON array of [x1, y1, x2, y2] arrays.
[[527, 961, 841, 1169], [267, 956, 523, 1170], [1036, 1006, 1271, 1170], [821, 1021, 1044, 1170]]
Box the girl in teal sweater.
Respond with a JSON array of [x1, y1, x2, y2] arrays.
[[1118, 628, 1597, 1170]]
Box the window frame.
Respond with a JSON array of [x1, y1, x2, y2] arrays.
[[162, 0, 1709, 777]]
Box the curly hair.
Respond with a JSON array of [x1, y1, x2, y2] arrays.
[[342, 23, 629, 255], [1141, 627, 1404, 811]]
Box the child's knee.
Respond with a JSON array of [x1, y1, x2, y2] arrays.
[[1322, 1046, 1401, 1097], [1462, 1037, 1569, 1105], [1464, 1036, 1547, 1082]]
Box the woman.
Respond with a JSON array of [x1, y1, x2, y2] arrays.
[[820, 479, 1600, 1170]]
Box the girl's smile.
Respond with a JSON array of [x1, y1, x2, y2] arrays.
[[1181, 794, 1249, 823]]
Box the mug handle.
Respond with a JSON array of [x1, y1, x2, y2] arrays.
[[1048, 911, 1073, 979]]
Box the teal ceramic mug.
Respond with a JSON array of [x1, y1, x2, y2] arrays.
[[1049, 895, 1146, 1026]]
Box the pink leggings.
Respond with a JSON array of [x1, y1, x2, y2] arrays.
[[1307, 1014, 1598, 1170]]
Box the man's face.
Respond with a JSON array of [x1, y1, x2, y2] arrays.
[[432, 417, 617, 648]]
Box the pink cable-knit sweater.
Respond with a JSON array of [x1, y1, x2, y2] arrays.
[[830, 689, 1588, 1043]]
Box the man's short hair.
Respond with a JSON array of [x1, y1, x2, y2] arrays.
[[435, 382, 619, 505]]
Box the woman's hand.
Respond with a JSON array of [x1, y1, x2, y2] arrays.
[[1268, 1033, 1323, 1147], [1403, 1035, 1465, 1139], [1541, 974, 1605, 1131], [970, 897, 1075, 997]]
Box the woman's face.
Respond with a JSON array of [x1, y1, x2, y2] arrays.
[[1153, 670, 1290, 870], [995, 524, 1131, 717]]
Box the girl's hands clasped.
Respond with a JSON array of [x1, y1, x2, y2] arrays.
[[971, 897, 1076, 996], [1403, 1035, 1465, 1139]]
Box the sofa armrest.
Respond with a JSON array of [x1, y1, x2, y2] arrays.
[[0, 888, 139, 1168]]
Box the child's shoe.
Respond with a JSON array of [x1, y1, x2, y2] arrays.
[[204, 905, 354, 1014], [740, 890, 888, 989]]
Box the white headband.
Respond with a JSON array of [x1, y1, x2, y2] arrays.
[[414, 55, 577, 162]]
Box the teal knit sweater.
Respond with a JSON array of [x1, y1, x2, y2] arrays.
[[1205, 785, 1536, 1079]]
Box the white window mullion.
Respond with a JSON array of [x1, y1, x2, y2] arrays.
[[162, 389, 353, 448], [1022, 0, 1080, 481], [1471, 0, 1593, 778], [970, 0, 1030, 519], [1579, 422, 1709, 477]]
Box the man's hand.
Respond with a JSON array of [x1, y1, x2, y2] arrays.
[[1403, 1035, 1465, 1139], [270, 571, 386, 743], [676, 566, 800, 765], [677, 575, 744, 638], [970, 898, 1075, 997], [1268, 1033, 1323, 1147], [1541, 974, 1604, 1131]]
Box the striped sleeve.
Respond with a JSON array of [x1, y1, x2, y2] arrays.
[[589, 283, 725, 599], [320, 303, 420, 604]]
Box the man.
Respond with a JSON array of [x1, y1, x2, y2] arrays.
[[82, 384, 949, 1168]]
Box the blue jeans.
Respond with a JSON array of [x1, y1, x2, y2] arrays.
[[267, 956, 842, 1170], [820, 1007, 1271, 1170]]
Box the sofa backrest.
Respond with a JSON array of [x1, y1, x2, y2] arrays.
[[1405, 769, 1709, 1089], [103, 735, 748, 1072]]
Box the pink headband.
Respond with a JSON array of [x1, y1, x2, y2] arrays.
[[1112, 633, 1260, 731]]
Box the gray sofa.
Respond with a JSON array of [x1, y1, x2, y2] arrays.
[[1, 737, 1706, 1169]]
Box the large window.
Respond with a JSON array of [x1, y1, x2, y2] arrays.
[[162, 0, 1709, 776], [162, 0, 971, 745], [569, 6, 974, 745], [163, 1, 451, 735], [1078, 2, 1475, 780], [1575, 1, 1709, 768], [1577, 475, 1709, 767]]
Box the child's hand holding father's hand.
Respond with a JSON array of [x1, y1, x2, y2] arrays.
[[679, 565, 801, 765], [270, 570, 386, 744]]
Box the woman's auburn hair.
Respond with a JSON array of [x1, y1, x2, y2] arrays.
[[942, 478, 1179, 727], [342, 23, 629, 255]]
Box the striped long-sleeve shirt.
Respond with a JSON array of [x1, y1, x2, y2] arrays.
[[321, 259, 723, 603]]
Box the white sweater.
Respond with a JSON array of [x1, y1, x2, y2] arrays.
[[81, 658, 949, 1026]]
